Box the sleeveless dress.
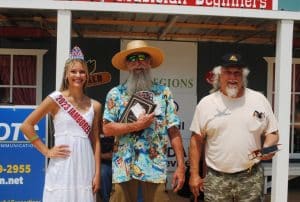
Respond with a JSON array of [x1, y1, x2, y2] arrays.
[[43, 91, 95, 202]]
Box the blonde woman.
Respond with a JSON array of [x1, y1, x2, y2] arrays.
[[21, 46, 101, 202]]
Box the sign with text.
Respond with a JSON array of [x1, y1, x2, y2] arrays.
[[103, 0, 273, 10], [0, 106, 47, 201]]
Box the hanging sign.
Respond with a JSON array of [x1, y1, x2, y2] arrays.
[[103, 0, 273, 10]]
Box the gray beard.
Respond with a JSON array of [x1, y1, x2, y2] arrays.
[[126, 69, 153, 95], [226, 85, 239, 98]]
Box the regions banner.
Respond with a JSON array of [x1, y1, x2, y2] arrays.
[[0, 106, 47, 202]]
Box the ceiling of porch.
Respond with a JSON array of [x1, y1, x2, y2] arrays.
[[0, 8, 300, 46]]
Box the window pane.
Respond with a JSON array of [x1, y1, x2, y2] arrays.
[[0, 87, 10, 104], [290, 127, 293, 153], [293, 94, 300, 153], [295, 64, 300, 92], [0, 55, 11, 85], [13, 55, 36, 85], [294, 128, 300, 153], [13, 88, 36, 105]]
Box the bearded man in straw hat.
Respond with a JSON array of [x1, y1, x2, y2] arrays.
[[103, 40, 185, 202]]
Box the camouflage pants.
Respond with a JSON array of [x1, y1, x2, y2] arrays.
[[204, 164, 264, 202]]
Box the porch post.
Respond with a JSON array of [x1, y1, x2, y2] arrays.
[[56, 10, 71, 90]]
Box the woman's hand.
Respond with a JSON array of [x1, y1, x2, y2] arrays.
[[92, 174, 100, 194], [46, 145, 71, 158]]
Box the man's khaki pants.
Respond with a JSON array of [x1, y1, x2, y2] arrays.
[[109, 179, 169, 202]]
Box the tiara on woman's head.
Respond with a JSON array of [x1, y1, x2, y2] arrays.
[[70, 46, 84, 60]]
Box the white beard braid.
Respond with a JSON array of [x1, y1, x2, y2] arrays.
[[127, 68, 153, 95], [226, 85, 239, 98]]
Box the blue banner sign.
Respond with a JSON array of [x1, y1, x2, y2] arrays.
[[0, 106, 47, 202]]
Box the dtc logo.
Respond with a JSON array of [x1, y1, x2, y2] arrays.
[[0, 122, 39, 141]]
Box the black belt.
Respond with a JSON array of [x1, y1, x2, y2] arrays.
[[208, 163, 260, 176]]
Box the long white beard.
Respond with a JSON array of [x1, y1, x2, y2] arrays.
[[126, 68, 153, 95], [226, 85, 239, 98]]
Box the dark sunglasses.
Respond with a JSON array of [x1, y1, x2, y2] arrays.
[[126, 53, 149, 62]]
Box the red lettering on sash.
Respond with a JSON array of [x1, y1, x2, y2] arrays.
[[67, 107, 91, 134], [73, 111, 80, 119], [76, 116, 82, 123], [79, 120, 85, 127], [54, 93, 92, 136], [68, 108, 75, 116], [55, 94, 70, 110]]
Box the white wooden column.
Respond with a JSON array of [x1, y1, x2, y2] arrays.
[[271, 19, 294, 202], [56, 10, 71, 90]]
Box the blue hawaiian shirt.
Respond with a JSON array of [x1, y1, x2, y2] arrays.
[[103, 83, 180, 183]]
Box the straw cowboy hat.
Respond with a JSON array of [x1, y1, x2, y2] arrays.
[[112, 40, 164, 71]]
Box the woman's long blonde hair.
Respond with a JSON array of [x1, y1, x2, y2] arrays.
[[59, 59, 89, 91]]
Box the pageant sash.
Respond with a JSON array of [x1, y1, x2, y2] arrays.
[[52, 92, 92, 136]]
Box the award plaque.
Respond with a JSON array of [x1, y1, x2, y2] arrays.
[[119, 94, 156, 123], [248, 144, 280, 160]]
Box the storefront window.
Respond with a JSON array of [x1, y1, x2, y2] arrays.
[[265, 58, 300, 158], [291, 66, 300, 154], [0, 55, 36, 105], [0, 55, 10, 104], [0, 49, 46, 105]]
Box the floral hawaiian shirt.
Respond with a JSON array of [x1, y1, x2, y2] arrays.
[[103, 83, 180, 183]]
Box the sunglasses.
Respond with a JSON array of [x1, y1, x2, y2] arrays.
[[126, 53, 149, 62]]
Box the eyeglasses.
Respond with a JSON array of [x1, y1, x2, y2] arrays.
[[126, 53, 149, 62]]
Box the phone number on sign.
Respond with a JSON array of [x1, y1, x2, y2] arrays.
[[0, 164, 31, 174]]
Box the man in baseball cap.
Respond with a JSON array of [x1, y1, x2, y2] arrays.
[[189, 52, 279, 201]]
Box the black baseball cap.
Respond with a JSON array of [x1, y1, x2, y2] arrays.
[[221, 53, 246, 68]]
